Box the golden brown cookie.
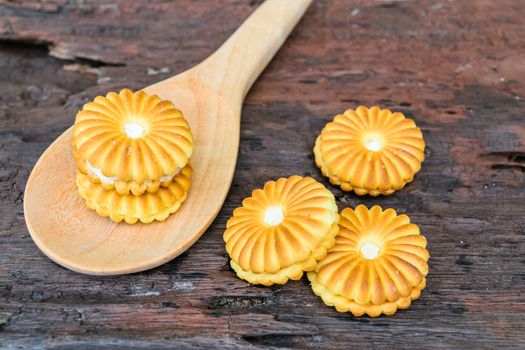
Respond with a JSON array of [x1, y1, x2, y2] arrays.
[[314, 106, 425, 196], [224, 176, 339, 286], [308, 205, 429, 317], [76, 164, 192, 224], [72, 89, 194, 195]]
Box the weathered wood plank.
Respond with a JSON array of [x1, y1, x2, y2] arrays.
[[0, 0, 524, 348]]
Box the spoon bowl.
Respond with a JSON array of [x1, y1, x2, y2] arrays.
[[24, 0, 312, 275]]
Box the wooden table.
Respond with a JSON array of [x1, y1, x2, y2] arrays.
[[1, 0, 524, 348]]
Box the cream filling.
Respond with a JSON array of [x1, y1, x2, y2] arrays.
[[365, 139, 382, 152], [360, 241, 380, 260], [123, 122, 145, 139], [86, 160, 180, 185], [263, 206, 284, 226], [86, 160, 117, 185]]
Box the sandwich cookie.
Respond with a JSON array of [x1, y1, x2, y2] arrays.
[[308, 205, 429, 317], [224, 176, 339, 286], [72, 89, 193, 196], [76, 164, 192, 224], [314, 106, 425, 196]]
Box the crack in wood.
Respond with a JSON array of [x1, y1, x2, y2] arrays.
[[481, 151, 525, 172], [205, 295, 276, 312], [0, 37, 126, 68]]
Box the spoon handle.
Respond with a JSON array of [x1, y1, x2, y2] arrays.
[[197, 0, 313, 101]]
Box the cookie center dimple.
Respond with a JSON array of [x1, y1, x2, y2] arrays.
[[360, 241, 380, 259], [365, 138, 382, 152], [124, 123, 145, 139], [263, 206, 284, 226]]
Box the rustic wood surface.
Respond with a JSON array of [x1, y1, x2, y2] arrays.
[[1, 0, 524, 348]]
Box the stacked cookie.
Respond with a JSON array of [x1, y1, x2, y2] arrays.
[[72, 89, 194, 224]]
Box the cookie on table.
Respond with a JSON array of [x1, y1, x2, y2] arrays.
[[308, 205, 429, 317], [224, 176, 339, 286], [76, 164, 192, 224], [314, 106, 425, 196], [72, 89, 193, 196]]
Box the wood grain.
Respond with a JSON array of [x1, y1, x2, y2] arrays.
[[1, 0, 524, 348], [22, 0, 312, 275]]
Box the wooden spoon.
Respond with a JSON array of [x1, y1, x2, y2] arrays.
[[24, 0, 313, 275]]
